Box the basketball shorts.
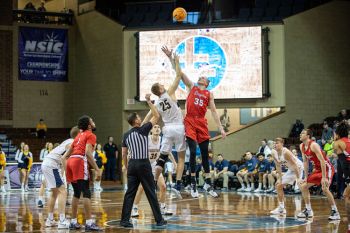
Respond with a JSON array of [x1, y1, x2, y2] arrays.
[[160, 124, 186, 153], [66, 156, 89, 183], [184, 117, 210, 143], [281, 167, 303, 185], [42, 158, 64, 189], [307, 163, 334, 185], [151, 161, 164, 180]]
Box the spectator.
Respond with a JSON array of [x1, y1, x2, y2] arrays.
[[15, 142, 25, 162], [37, 2, 46, 12], [254, 153, 269, 192], [317, 121, 333, 147], [323, 139, 334, 157], [237, 151, 257, 192], [263, 154, 276, 192], [220, 108, 231, 132], [290, 119, 304, 137], [213, 154, 233, 191], [24, 2, 36, 11], [0, 144, 7, 193], [36, 119, 47, 139], [103, 136, 118, 181], [257, 139, 267, 154], [39, 142, 49, 161], [337, 109, 349, 122], [94, 144, 107, 191]]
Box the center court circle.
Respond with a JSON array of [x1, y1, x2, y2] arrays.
[[105, 214, 308, 231]]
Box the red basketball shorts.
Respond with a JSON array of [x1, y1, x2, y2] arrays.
[[66, 156, 89, 183], [307, 163, 334, 185], [184, 116, 210, 143]]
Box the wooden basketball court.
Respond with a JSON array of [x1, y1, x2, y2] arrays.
[[0, 188, 346, 232]]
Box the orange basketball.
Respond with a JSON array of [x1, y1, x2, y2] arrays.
[[173, 7, 187, 22]]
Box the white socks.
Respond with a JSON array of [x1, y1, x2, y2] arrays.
[[86, 219, 94, 225], [48, 212, 54, 220], [59, 214, 66, 222], [279, 202, 285, 209], [305, 204, 312, 210]]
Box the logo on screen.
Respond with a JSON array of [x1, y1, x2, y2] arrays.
[[174, 36, 227, 91]]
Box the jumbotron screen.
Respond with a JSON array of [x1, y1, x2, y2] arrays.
[[138, 26, 262, 101]]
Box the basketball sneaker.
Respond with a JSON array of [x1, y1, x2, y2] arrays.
[[270, 206, 287, 215], [237, 187, 245, 192], [328, 210, 341, 220], [297, 208, 314, 218], [131, 207, 139, 217], [69, 222, 82, 230], [85, 222, 102, 231], [190, 184, 199, 198], [203, 183, 218, 198], [160, 204, 173, 216], [171, 185, 182, 199], [45, 218, 57, 227], [58, 219, 70, 229]]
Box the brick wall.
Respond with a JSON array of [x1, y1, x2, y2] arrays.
[[0, 29, 13, 120]]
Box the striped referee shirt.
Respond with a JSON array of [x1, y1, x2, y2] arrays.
[[122, 122, 153, 159]]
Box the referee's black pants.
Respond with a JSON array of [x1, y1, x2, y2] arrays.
[[121, 159, 163, 223]]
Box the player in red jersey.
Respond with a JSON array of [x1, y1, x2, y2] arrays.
[[333, 122, 350, 231], [176, 65, 226, 198], [62, 115, 102, 231], [297, 129, 340, 220]]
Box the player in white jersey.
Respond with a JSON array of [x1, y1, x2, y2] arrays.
[[147, 52, 186, 199], [270, 138, 304, 215], [41, 126, 79, 229], [38, 142, 54, 208], [131, 124, 176, 217]]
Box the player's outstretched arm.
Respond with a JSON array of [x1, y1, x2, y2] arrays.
[[162, 45, 193, 91], [141, 110, 152, 125], [167, 54, 182, 97], [145, 94, 159, 126], [209, 92, 226, 139]]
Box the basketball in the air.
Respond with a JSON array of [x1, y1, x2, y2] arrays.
[[173, 7, 187, 22]]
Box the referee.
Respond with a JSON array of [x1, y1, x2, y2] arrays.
[[120, 94, 167, 228]]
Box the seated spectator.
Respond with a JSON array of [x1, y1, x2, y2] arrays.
[[263, 154, 276, 192], [220, 108, 230, 132], [323, 139, 334, 157], [213, 154, 234, 191], [24, 2, 36, 11], [317, 121, 333, 148], [290, 119, 304, 137], [254, 153, 269, 192], [36, 119, 47, 139], [236, 152, 257, 192], [37, 2, 46, 12], [337, 109, 349, 122], [257, 139, 268, 155]]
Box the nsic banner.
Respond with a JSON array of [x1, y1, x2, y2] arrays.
[[18, 27, 68, 81]]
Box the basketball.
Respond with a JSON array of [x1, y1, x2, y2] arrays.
[[173, 7, 187, 22]]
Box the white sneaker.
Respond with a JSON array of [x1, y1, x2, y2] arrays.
[[45, 218, 58, 227], [190, 185, 199, 198], [184, 185, 191, 192], [270, 206, 287, 215], [203, 183, 218, 198], [328, 210, 341, 220], [297, 208, 314, 218], [171, 188, 182, 199], [131, 207, 139, 217], [254, 188, 262, 193], [25, 186, 29, 192], [237, 187, 246, 192], [244, 187, 252, 192], [58, 219, 70, 229], [161, 205, 173, 216], [1, 187, 6, 193]]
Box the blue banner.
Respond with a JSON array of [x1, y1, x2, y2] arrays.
[[18, 27, 68, 81]]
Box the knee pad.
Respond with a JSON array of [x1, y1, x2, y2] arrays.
[[156, 153, 168, 168]]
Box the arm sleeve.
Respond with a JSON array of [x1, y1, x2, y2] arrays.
[[139, 122, 153, 136]]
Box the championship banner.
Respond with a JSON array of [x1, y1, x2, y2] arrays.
[[18, 27, 68, 81], [5, 163, 43, 190]]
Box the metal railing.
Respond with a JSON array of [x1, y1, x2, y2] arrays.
[[13, 9, 74, 25]]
